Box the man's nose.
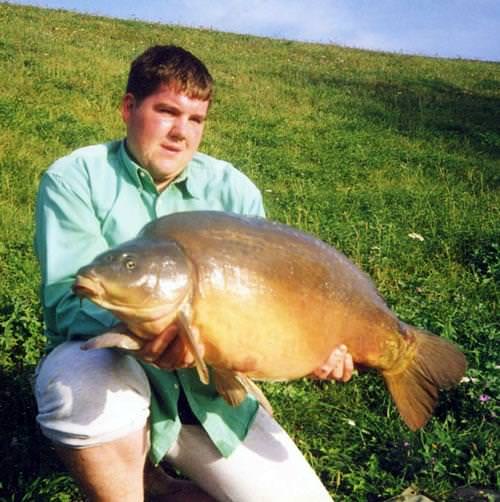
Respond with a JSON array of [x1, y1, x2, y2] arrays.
[[168, 116, 187, 141]]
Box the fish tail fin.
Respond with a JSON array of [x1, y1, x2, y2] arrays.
[[382, 324, 466, 430]]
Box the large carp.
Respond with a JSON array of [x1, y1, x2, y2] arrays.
[[74, 211, 466, 430]]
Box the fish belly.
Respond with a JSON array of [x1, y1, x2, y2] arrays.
[[191, 285, 352, 380]]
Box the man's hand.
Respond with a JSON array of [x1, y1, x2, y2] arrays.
[[311, 345, 354, 382], [134, 323, 197, 370]]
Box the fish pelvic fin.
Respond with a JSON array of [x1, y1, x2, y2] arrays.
[[213, 370, 273, 415], [238, 376, 274, 415], [213, 369, 248, 407], [382, 324, 467, 431]]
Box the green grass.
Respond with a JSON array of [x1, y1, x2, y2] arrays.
[[0, 2, 499, 500]]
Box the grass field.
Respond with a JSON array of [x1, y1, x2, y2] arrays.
[[0, 2, 498, 500]]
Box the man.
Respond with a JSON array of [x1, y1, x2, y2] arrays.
[[34, 45, 353, 501]]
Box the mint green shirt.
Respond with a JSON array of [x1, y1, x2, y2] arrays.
[[35, 139, 265, 464]]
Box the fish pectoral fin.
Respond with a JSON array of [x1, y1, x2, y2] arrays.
[[213, 369, 248, 407], [238, 375, 274, 416], [177, 309, 209, 385], [81, 331, 144, 352]]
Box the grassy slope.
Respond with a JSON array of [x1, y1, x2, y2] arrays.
[[0, 2, 498, 500]]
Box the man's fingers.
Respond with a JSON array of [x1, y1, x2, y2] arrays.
[[155, 336, 194, 370], [132, 322, 196, 370], [342, 351, 354, 382], [325, 344, 347, 380], [137, 324, 179, 362], [312, 345, 354, 382]]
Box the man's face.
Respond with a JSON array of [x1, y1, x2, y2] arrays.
[[122, 84, 209, 191]]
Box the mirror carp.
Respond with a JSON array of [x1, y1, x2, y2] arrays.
[[73, 211, 466, 430]]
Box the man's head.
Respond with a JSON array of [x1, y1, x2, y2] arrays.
[[122, 46, 213, 191], [126, 45, 213, 104]]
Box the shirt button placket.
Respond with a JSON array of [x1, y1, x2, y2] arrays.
[[156, 185, 176, 218], [155, 190, 166, 218]]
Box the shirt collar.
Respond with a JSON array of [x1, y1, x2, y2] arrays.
[[119, 139, 151, 192], [119, 139, 201, 198], [173, 161, 203, 199]]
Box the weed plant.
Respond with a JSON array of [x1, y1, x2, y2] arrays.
[[0, 3, 498, 500]]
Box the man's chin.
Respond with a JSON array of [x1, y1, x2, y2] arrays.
[[147, 163, 187, 189]]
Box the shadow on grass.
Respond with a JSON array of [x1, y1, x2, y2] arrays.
[[368, 79, 498, 154], [0, 368, 82, 501], [307, 70, 500, 171]]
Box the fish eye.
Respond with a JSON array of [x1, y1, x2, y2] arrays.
[[125, 259, 136, 270]]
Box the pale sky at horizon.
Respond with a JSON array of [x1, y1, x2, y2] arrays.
[[5, 0, 500, 62]]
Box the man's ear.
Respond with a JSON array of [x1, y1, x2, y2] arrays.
[[121, 93, 136, 123]]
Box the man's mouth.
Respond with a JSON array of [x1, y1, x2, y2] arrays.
[[161, 144, 183, 154]]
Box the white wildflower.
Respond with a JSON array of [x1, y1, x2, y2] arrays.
[[460, 376, 479, 383], [346, 419, 356, 427], [408, 232, 424, 241]]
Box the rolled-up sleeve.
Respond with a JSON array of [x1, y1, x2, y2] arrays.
[[35, 169, 117, 345]]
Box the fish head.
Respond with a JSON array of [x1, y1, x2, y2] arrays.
[[73, 237, 193, 322]]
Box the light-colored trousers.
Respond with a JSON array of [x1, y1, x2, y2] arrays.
[[34, 341, 332, 501]]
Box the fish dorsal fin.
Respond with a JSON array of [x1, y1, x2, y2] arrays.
[[177, 307, 210, 385], [213, 369, 274, 415]]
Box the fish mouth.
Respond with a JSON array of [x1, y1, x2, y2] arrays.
[[73, 274, 187, 321], [73, 274, 105, 299]]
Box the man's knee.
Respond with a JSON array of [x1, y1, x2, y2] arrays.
[[34, 341, 151, 447]]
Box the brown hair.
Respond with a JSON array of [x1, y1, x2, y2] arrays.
[[126, 45, 213, 103]]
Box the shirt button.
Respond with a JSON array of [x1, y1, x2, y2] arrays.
[[173, 383, 179, 389]]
